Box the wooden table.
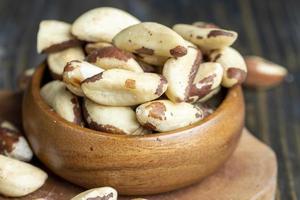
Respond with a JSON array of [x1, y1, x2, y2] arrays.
[[0, 0, 299, 199]]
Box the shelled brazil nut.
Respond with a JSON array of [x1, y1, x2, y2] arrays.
[[37, 7, 251, 135]]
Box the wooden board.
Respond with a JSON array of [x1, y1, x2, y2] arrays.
[[0, 91, 277, 200]]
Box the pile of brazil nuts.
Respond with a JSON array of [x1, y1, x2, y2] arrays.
[[37, 7, 249, 135]]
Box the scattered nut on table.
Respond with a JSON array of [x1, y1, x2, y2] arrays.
[[244, 55, 288, 88], [0, 155, 47, 197], [0, 121, 33, 162], [71, 186, 117, 200]]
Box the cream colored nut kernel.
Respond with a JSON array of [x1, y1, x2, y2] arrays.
[[136, 100, 205, 132], [71, 186, 117, 200], [192, 21, 219, 29], [47, 46, 85, 79], [40, 80, 83, 125], [86, 46, 143, 72], [18, 68, 35, 90], [85, 42, 113, 54], [72, 7, 140, 42], [244, 56, 288, 88], [0, 155, 47, 197], [62, 60, 104, 96], [37, 20, 81, 53], [173, 24, 237, 51], [163, 46, 202, 102], [208, 47, 247, 87], [188, 62, 223, 102], [135, 53, 168, 67], [198, 86, 221, 103], [113, 22, 188, 58], [0, 121, 33, 162], [81, 69, 168, 106], [83, 99, 143, 135]]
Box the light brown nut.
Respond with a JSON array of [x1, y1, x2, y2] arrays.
[[172, 24, 237, 52], [86, 46, 143, 72], [37, 20, 81, 54], [47, 47, 85, 79], [83, 99, 144, 135], [136, 100, 205, 132], [188, 62, 223, 102], [0, 155, 47, 197], [0, 121, 33, 162], [85, 42, 113, 54], [208, 47, 247, 87], [163, 46, 202, 102], [113, 22, 188, 58], [18, 68, 35, 90], [244, 56, 288, 88], [192, 21, 219, 28], [62, 60, 104, 96], [81, 69, 168, 106], [197, 86, 221, 103], [71, 187, 117, 200], [40, 80, 83, 125], [71, 7, 140, 42], [135, 53, 168, 67]]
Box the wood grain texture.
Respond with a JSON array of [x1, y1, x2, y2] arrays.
[[22, 63, 244, 195], [0, 0, 298, 199], [0, 90, 277, 199]]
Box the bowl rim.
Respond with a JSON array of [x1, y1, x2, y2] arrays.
[[30, 62, 242, 140]]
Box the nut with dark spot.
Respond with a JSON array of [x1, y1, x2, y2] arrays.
[[173, 24, 237, 52], [113, 22, 188, 58], [81, 69, 168, 106], [163, 46, 202, 102], [208, 47, 247, 87], [62, 60, 104, 96], [71, 186, 117, 200], [136, 100, 205, 132], [86, 46, 143, 72], [0, 121, 33, 162]]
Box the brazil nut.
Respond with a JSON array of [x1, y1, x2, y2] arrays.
[[71, 187, 117, 200]]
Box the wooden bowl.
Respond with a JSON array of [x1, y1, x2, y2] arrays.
[[22, 63, 245, 195]]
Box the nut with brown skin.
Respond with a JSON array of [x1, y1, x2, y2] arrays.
[[83, 99, 147, 135], [62, 60, 104, 96], [86, 46, 143, 72], [40, 80, 83, 125], [47, 47, 85, 79], [244, 56, 288, 88], [71, 187, 117, 200], [0, 121, 33, 162], [85, 42, 113, 54], [37, 20, 81, 54], [18, 68, 35, 91], [81, 69, 168, 106], [163, 46, 202, 102], [136, 100, 206, 132], [208, 47, 247, 87], [0, 155, 48, 197], [113, 22, 188, 58], [197, 86, 221, 103], [72, 7, 140, 42], [173, 24, 237, 52], [188, 62, 223, 102]]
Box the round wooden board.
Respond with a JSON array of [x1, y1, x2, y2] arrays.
[[0, 91, 277, 200]]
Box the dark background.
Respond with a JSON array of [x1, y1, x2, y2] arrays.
[[0, 0, 299, 199]]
